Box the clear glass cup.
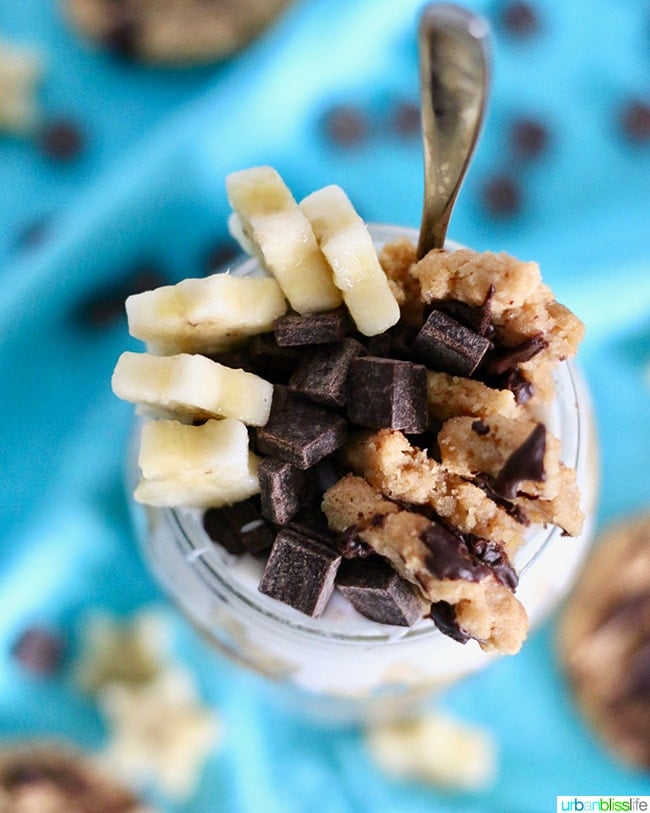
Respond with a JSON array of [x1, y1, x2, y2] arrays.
[[130, 224, 599, 725]]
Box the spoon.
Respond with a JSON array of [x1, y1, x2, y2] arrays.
[[416, 3, 491, 259]]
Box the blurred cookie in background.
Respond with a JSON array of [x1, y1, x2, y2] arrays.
[[557, 513, 650, 770], [0, 742, 152, 812], [61, 0, 295, 65]]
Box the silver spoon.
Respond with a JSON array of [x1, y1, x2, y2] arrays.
[[416, 3, 491, 259]]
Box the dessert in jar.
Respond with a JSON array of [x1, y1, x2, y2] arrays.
[[112, 166, 597, 723]]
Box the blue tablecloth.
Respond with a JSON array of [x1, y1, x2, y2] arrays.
[[2, 1, 650, 811]]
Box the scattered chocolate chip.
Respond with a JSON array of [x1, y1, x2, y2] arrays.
[[511, 117, 550, 159], [274, 308, 350, 347], [421, 522, 492, 583], [258, 457, 314, 524], [500, 1, 540, 37], [322, 104, 368, 146], [11, 627, 64, 675], [336, 557, 422, 626], [203, 499, 274, 555], [481, 175, 522, 218], [391, 100, 421, 136], [255, 391, 348, 469], [73, 264, 167, 328], [38, 119, 84, 162], [347, 357, 428, 433], [336, 525, 376, 559], [483, 333, 547, 376], [472, 420, 490, 436], [429, 600, 470, 643], [620, 99, 650, 143], [494, 422, 546, 499], [413, 310, 490, 377], [258, 529, 341, 617], [202, 239, 241, 275], [289, 337, 365, 408]]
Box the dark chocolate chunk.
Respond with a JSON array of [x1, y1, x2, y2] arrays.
[[482, 333, 547, 376], [203, 499, 274, 555], [258, 529, 341, 617], [336, 525, 376, 559], [391, 100, 421, 136], [248, 332, 302, 384], [322, 104, 368, 146], [310, 454, 347, 495], [259, 457, 314, 524], [38, 119, 84, 162], [494, 422, 546, 499], [430, 288, 495, 339], [11, 627, 64, 675], [274, 308, 350, 347], [336, 557, 422, 626], [347, 356, 428, 433], [255, 391, 348, 469], [413, 310, 490, 377], [286, 502, 337, 548], [471, 420, 490, 436], [421, 522, 492, 583], [511, 117, 550, 159], [481, 175, 522, 218], [620, 99, 650, 142], [429, 601, 470, 643], [289, 337, 365, 407], [73, 264, 166, 328], [500, 1, 540, 37]]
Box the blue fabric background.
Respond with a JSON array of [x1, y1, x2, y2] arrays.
[[1, 0, 650, 810]]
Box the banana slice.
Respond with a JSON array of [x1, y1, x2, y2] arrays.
[[299, 185, 400, 336], [126, 273, 287, 355], [135, 418, 260, 508], [112, 351, 273, 427], [226, 166, 342, 314]]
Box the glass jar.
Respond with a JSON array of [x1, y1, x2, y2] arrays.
[[131, 225, 599, 725]]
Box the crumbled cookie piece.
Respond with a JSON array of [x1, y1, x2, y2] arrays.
[[323, 475, 528, 653], [343, 429, 526, 554], [366, 710, 497, 790], [557, 514, 650, 770], [426, 371, 519, 421], [99, 668, 219, 800], [0, 41, 41, 133]]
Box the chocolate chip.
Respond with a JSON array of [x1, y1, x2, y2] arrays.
[[255, 391, 348, 469], [336, 525, 376, 559], [203, 499, 274, 555], [289, 337, 366, 408], [413, 310, 490, 377], [429, 601, 470, 643], [421, 522, 492, 583], [494, 422, 546, 499], [500, 1, 540, 37], [472, 420, 490, 436], [38, 119, 84, 162], [274, 308, 350, 347], [483, 333, 547, 376], [259, 457, 314, 524], [391, 100, 421, 136], [511, 117, 550, 158], [620, 99, 650, 142], [322, 104, 368, 146], [347, 357, 428, 433], [258, 529, 341, 616], [73, 264, 167, 328], [336, 557, 422, 626], [11, 627, 64, 675], [481, 175, 522, 218]]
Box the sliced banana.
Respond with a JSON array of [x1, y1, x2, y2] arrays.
[[135, 418, 260, 508], [226, 166, 342, 314], [299, 185, 400, 336], [126, 273, 287, 355], [112, 351, 273, 427]]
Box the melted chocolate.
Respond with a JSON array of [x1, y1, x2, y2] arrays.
[[428, 601, 470, 644], [494, 422, 546, 499]]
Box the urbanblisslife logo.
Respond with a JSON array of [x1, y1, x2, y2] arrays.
[[557, 798, 649, 812]]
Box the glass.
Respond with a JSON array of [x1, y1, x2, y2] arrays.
[[130, 225, 599, 725]]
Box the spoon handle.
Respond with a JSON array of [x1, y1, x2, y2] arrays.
[[416, 3, 491, 259]]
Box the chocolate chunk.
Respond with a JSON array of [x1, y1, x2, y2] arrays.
[[429, 601, 470, 643], [500, 1, 540, 37], [483, 333, 547, 376], [258, 529, 341, 617], [413, 310, 490, 377], [203, 499, 274, 555], [471, 420, 490, 436], [391, 100, 421, 136], [336, 525, 376, 559], [289, 337, 365, 407], [620, 99, 650, 143], [255, 391, 348, 469], [336, 557, 422, 626], [322, 104, 368, 146], [38, 119, 84, 162], [286, 502, 337, 548], [274, 308, 350, 347], [259, 457, 314, 524], [481, 175, 522, 218], [511, 117, 550, 159], [421, 522, 492, 583], [248, 333, 302, 384], [11, 627, 64, 675], [492, 367, 534, 404], [347, 356, 428, 433], [431, 288, 495, 339], [494, 422, 546, 499]]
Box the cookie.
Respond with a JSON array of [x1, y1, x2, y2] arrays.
[[557, 514, 650, 769], [0, 743, 149, 812], [62, 0, 295, 65]]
